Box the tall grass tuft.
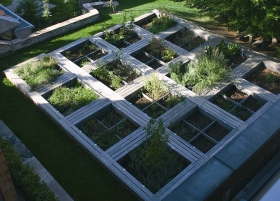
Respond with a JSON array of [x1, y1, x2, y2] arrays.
[[15, 55, 63, 91]]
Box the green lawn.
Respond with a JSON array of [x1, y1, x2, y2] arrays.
[[0, 1, 210, 200]]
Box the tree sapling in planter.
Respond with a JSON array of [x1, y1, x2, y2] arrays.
[[120, 119, 189, 193]]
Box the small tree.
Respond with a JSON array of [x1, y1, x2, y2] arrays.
[[144, 119, 169, 169]]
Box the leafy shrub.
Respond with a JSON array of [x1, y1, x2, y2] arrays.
[[48, 82, 99, 116], [168, 49, 229, 92], [0, 138, 58, 201], [15, 55, 64, 91]]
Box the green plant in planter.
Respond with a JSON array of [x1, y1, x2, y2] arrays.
[[146, 7, 177, 34], [80, 58, 90, 67], [143, 73, 169, 100], [48, 82, 99, 116], [109, 71, 122, 89], [168, 49, 229, 93], [148, 37, 176, 62], [15, 55, 64, 91], [265, 72, 276, 84]]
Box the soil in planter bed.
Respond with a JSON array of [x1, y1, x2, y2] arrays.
[[97, 109, 124, 128], [143, 103, 166, 119], [64, 43, 98, 61], [186, 111, 213, 130], [246, 65, 280, 94], [230, 106, 252, 121], [88, 50, 107, 61], [120, 145, 190, 193], [228, 54, 247, 69], [225, 86, 248, 102], [242, 96, 265, 112], [113, 119, 139, 139], [191, 134, 215, 153], [205, 122, 230, 142], [129, 93, 152, 110], [169, 121, 199, 141], [181, 37, 205, 51], [134, 52, 152, 63], [148, 60, 163, 69]]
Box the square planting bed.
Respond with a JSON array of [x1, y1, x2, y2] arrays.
[[165, 27, 205, 51], [43, 80, 99, 116], [128, 91, 184, 119], [118, 129, 190, 194], [62, 40, 108, 67], [102, 26, 141, 49], [91, 59, 140, 90], [134, 11, 177, 34], [14, 55, 65, 91], [212, 85, 266, 121], [131, 40, 178, 69], [169, 110, 232, 153], [246, 63, 280, 94], [79, 105, 139, 150]]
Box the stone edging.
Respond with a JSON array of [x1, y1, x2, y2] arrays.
[[0, 120, 73, 201]]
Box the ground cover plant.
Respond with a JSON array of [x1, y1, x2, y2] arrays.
[[0, 1, 235, 200], [168, 48, 229, 92], [120, 119, 190, 193], [14, 55, 64, 91], [142, 7, 177, 34], [246, 64, 280, 95], [48, 82, 99, 116]]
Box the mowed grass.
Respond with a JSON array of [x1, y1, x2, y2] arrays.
[[0, 1, 210, 200]]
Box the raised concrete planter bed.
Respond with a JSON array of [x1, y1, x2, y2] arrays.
[[4, 9, 280, 200]]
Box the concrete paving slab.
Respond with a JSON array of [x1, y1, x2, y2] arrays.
[[163, 158, 233, 201]]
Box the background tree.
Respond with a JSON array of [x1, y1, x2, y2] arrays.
[[185, 0, 280, 48]]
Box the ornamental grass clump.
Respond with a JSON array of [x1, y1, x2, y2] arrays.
[[48, 82, 99, 116], [168, 49, 230, 92], [15, 55, 63, 91]]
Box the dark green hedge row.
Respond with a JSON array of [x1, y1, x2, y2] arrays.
[[0, 138, 58, 201]]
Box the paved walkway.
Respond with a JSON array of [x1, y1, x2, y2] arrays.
[[0, 119, 73, 201]]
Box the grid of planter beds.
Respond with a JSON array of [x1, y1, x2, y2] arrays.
[[4, 9, 280, 200]]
